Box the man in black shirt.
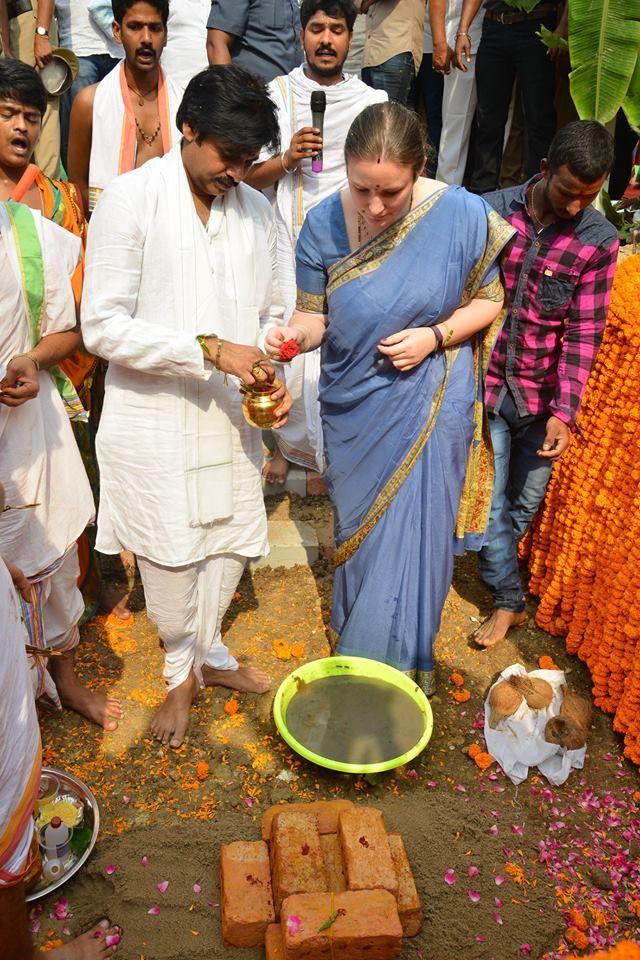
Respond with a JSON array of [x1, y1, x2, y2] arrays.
[[454, 0, 562, 193]]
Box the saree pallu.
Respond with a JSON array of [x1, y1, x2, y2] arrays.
[[295, 186, 514, 693]]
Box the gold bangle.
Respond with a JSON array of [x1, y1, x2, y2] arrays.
[[442, 325, 455, 347], [9, 352, 40, 371], [196, 334, 212, 358], [214, 338, 224, 371]]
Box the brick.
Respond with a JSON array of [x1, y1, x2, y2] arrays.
[[388, 833, 422, 937], [271, 812, 328, 915], [220, 840, 275, 947], [266, 924, 285, 960], [339, 807, 398, 897], [320, 834, 346, 893], [281, 890, 403, 960], [262, 800, 354, 841]]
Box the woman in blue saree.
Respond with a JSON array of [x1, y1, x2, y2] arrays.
[[266, 102, 514, 694]]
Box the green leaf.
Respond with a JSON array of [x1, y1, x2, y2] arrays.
[[537, 25, 568, 49], [623, 53, 640, 130], [497, 0, 542, 11], [600, 189, 624, 228], [568, 0, 640, 124], [69, 826, 92, 857], [318, 910, 340, 932]]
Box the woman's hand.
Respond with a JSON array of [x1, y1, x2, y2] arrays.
[[264, 325, 307, 359], [270, 381, 292, 429], [377, 328, 437, 372], [0, 355, 40, 407]]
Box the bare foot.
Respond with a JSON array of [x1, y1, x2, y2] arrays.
[[150, 672, 198, 748], [202, 663, 272, 694], [100, 583, 132, 621], [262, 448, 289, 485], [46, 919, 121, 958], [473, 609, 528, 649], [50, 656, 123, 731]]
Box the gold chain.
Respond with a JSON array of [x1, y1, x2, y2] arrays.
[[135, 117, 161, 145]]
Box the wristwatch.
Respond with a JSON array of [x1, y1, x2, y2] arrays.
[[35, 26, 49, 36]]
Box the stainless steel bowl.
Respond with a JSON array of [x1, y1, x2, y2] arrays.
[[26, 767, 100, 902]]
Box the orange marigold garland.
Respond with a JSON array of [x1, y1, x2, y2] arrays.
[[522, 255, 640, 763], [565, 944, 640, 960]]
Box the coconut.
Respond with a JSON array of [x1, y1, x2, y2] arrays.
[[487, 680, 523, 728], [507, 674, 554, 710]]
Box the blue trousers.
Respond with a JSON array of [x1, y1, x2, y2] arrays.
[[60, 53, 120, 168], [362, 51, 414, 105], [478, 392, 553, 611]]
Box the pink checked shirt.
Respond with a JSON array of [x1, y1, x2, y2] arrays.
[[483, 177, 619, 426]]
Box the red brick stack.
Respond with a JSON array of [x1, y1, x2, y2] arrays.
[[220, 800, 423, 958]]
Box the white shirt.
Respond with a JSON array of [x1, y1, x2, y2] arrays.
[[56, 0, 122, 59], [162, 0, 210, 90], [0, 213, 94, 577]]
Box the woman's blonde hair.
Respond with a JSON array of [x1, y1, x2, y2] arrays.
[[344, 101, 428, 176]]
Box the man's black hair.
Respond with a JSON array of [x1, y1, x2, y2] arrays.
[[300, 0, 357, 31], [176, 66, 280, 159], [547, 120, 615, 182], [112, 0, 169, 26], [0, 58, 46, 116]]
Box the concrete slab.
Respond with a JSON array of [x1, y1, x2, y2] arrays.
[[252, 519, 319, 569]]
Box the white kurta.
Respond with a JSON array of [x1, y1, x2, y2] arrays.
[[262, 66, 387, 470], [81, 147, 284, 568], [162, 0, 210, 90], [0, 210, 94, 578]]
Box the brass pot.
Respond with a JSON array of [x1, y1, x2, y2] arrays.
[[241, 378, 283, 429]]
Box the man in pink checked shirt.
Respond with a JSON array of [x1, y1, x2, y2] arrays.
[[474, 120, 618, 648]]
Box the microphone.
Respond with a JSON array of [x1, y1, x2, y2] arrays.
[[310, 90, 326, 173]]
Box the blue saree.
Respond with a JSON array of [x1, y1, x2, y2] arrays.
[[295, 186, 514, 693]]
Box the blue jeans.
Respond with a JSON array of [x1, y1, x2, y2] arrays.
[[478, 392, 554, 611], [362, 51, 414, 105], [417, 53, 443, 175], [60, 53, 120, 168]]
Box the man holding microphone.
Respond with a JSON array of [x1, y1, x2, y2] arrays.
[[246, 0, 386, 485]]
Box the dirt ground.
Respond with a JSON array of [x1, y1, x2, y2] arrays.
[[33, 493, 640, 959]]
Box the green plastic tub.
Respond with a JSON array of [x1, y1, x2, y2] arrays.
[[273, 656, 433, 775]]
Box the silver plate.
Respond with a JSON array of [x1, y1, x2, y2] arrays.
[[26, 766, 100, 903]]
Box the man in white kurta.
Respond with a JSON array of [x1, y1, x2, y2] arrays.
[[82, 65, 290, 748], [247, 0, 386, 481], [0, 202, 122, 732]]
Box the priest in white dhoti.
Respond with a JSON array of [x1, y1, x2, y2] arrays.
[[246, 0, 386, 483], [82, 66, 291, 749], [0, 201, 123, 732]]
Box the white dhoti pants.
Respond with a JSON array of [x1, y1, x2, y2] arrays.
[[137, 553, 246, 691], [436, 56, 478, 186]]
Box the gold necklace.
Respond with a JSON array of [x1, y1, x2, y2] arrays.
[[135, 117, 161, 145], [530, 180, 548, 234], [127, 82, 155, 107], [356, 194, 413, 245]]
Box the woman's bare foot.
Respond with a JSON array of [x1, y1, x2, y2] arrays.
[[150, 672, 198, 748], [473, 609, 528, 649], [202, 663, 271, 694], [100, 583, 132, 621], [46, 919, 121, 958], [50, 656, 123, 731], [262, 448, 290, 486]]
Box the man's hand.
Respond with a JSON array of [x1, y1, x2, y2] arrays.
[[454, 33, 472, 71], [202, 339, 275, 385], [433, 40, 454, 74], [538, 415, 570, 460], [377, 327, 438, 372], [284, 127, 323, 171], [0, 355, 40, 407], [34, 32, 54, 69], [4, 560, 33, 602], [360, 0, 379, 12], [269, 380, 292, 430]]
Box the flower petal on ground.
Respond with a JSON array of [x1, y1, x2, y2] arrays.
[[444, 869, 457, 885], [157, 880, 169, 894]]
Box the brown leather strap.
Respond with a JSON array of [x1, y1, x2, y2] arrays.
[[485, 5, 557, 24]]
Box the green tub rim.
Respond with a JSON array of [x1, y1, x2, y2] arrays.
[[272, 655, 434, 774]]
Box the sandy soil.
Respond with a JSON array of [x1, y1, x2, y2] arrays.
[[32, 494, 640, 959]]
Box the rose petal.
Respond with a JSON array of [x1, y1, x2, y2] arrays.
[[157, 880, 169, 894], [475, 936, 486, 943], [193, 884, 202, 894], [519, 945, 532, 956], [494, 914, 504, 925], [147, 905, 160, 916], [495, 898, 503, 908], [444, 869, 457, 885], [468, 866, 479, 877], [123, 795, 131, 805], [105, 933, 121, 948], [62, 926, 71, 937], [141, 856, 148, 867], [494, 874, 505, 885], [105, 864, 116, 875], [286, 915, 302, 935], [243, 797, 254, 807], [468, 890, 481, 903], [490, 825, 499, 837], [405, 769, 419, 780], [511, 824, 524, 835]]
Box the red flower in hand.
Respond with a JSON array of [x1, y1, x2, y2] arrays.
[[279, 339, 300, 361]]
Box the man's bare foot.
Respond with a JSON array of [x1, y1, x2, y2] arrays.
[[202, 663, 271, 694], [100, 583, 132, 621], [473, 609, 528, 649], [46, 919, 121, 958], [150, 672, 198, 748], [262, 448, 289, 486], [50, 656, 123, 731]]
